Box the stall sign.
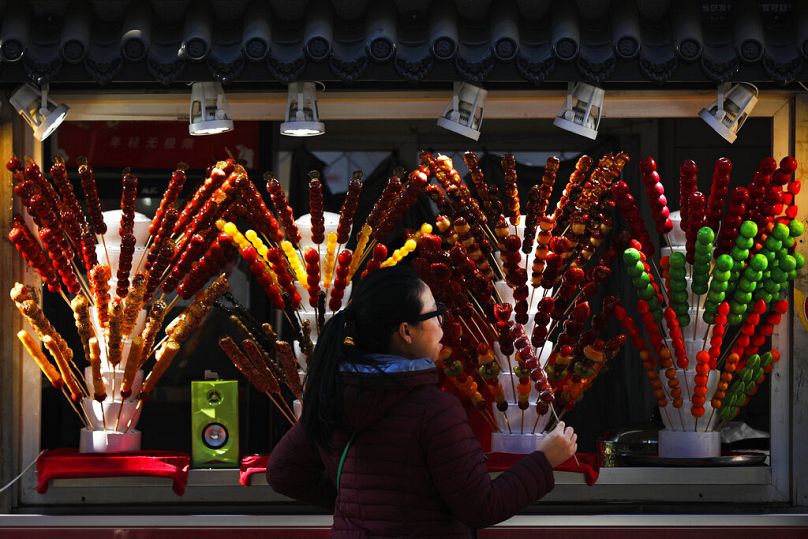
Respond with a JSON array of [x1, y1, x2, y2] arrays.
[[52, 121, 260, 170]]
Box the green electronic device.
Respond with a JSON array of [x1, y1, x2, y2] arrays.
[[191, 380, 239, 468]]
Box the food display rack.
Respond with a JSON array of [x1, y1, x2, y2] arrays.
[[1, 2, 808, 532]]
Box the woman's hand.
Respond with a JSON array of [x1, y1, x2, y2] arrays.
[[536, 421, 577, 467]]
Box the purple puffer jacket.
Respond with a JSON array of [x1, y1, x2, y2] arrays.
[[268, 355, 555, 538]]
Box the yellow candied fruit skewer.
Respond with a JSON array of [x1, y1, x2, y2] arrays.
[[380, 238, 417, 268], [347, 224, 372, 282], [245, 230, 270, 261], [322, 231, 338, 290], [223, 222, 280, 287], [221, 221, 250, 250], [281, 240, 308, 284], [412, 223, 433, 244]]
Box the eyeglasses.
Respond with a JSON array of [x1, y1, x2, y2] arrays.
[[415, 302, 447, 326]]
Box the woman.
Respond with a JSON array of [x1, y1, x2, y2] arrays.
[[268, 265, 577, 538]]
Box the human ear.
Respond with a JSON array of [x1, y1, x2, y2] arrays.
[[398, 322, 413, 344]]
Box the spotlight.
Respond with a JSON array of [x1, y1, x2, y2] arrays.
[[9, 83, 69, 141], [553, 82, 604, 140], [437, 82, 487, 141], [699, 82, 758, 144], [189, 81, 234, 136], [280, 82, 325, 137]]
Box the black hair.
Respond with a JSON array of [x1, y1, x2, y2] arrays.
[[301, 265, 426, 450]]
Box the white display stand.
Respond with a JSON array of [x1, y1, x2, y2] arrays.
[[491, 431, 547, 454], [78, 210, 150, 452], [656, 210, 723, 458], [657, 368, 721, 457], [81, 363, 144, 452], [79, 428, 142, 453], [491, 338, 554, 442], [288, 212, 356, 415], [667, 211, 687, 245]]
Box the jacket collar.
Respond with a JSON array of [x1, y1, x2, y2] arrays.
[[339, 353, 436, 374]]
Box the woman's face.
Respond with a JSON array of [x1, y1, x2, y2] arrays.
[[405, 284, 444, 362]]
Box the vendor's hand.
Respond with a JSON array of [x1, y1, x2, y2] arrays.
[[536, 421, 577, 467]]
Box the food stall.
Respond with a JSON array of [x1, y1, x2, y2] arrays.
[[1, 1, 807, 536]]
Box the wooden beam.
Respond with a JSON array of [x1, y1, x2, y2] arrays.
[[52, 90, 795, 122]]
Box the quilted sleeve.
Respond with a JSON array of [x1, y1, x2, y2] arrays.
[[267, 421, 337, 510], [420, 391, 555, 529]]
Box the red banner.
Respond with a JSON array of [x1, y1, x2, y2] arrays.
[[52, 121, 261, 170]]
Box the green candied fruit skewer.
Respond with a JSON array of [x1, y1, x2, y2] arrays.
[[779, 253, 797, 273], [727, 253, 768, 325], [624, 247, 663, 321], [692, 227, 714, 296], [756, 223, 797, 303], [755, 220, 805, 303], [668, 251, 690, 325], [702, 253, 733, 324], [789, 218, 805, 240], [781, 216, 802, 251], [725, 220, 758, 305]]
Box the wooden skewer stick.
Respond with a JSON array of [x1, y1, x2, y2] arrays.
[[114, 397, 125, 433], [354, 239, 378, 274], [702, 323, 712, 352], [528, 286, 538, 314], [148, 335, 168, 361], [531, 412, 542, 435], [124, 399, 143, 433], [68, 258, 94, 302], [111, 364, 118, 414], [676, 405, 686, 431], [61, 387, 91, 430], [660, 405, 673, 429], [266, 392, 296, 425], [132, 237, 153, 276], [165, 294, 181, 314], [459, 319, 485, 344], [502, 410, 512, 434], [705, 407, 718, 432], [715, 330, 743, 370], [100, 235, 111, 269], [281, 310, 298, 332], [67, 358, 90, 398], [483, 409, 500, 432], [78, 398, 97, 431], [663, 233, 674, 252], [505, 354, 517, 410], [278, 393, 299, 424]]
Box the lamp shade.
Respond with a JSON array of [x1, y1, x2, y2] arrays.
[[553, 82, 605, 140], [9, 83, 69, 141], [189, 81, 234, 136], [436, 82, 487, 141], [280, 82, 325, 137], [699, 82, 758, 144]]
